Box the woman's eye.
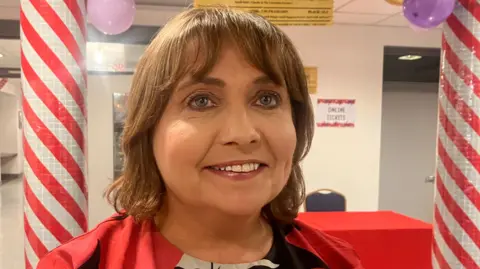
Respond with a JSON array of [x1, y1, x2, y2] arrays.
[[188, 95, 215, 110], [255, 93, 280, 108]]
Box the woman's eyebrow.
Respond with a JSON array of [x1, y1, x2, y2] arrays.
[[253, 75, 275, 85], [176, 76, 226, 92], [176, 75, 279, 92]]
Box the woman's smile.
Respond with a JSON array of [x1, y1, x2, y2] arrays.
[[205, 160, 269, 181]]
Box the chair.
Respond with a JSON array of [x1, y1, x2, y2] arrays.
[[305, 189, 346, 212]]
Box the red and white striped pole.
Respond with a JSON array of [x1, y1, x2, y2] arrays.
[[433, 0, 480, 268], [20, 0, 88, 268]]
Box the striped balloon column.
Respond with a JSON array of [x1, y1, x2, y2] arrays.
[[433, 0, 480, 268], [20, 0, 88, 268]]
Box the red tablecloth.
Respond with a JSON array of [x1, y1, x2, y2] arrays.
[[297, 211, 433, 269]]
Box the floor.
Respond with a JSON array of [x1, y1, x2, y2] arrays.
[[0, 177, 24, 269]]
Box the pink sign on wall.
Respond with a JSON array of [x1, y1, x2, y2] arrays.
[[316, 99, 356, 127]]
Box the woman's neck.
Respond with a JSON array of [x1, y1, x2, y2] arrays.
[[155, 197, 273, 264]]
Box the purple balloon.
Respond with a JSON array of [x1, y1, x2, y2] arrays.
[[87, 0, 136, 35], [403, 0, 455, 29]]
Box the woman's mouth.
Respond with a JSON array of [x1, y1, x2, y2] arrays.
[[205, 162, 267, 180], [210, 163, 262, 172]]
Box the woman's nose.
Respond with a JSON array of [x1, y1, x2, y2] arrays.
[[218, 108, 261, 147]]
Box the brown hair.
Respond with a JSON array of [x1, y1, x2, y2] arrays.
[[106, 7, 314, 224]]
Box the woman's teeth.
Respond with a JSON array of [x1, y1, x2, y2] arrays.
[[211, 163, 261, 173]]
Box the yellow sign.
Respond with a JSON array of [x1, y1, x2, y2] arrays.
[[385, 0, 403, 6], [304, 67, 318, 94], [194, 0, 333, 26]]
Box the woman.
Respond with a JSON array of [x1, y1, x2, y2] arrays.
[[38, 7, 363, 269]]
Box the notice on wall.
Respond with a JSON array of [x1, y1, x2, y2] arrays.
[[316, 99, 356, 127], [194, 0, 333, 26], [304, 67, 318, 94]]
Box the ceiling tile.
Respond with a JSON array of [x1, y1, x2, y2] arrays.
[[376, 13, 409, 26], [377, 13, 445, 29], [338, 0, 402, 15], [334, 0, 355, 10], [334, 12, 390, 24], [136, 0, 352, 9]]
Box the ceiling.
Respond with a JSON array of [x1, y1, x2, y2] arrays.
[[133, 0, 415, 27], [1, 0, 421, 27]]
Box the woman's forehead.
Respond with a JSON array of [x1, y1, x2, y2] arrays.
[[179, 48, 283, 84]]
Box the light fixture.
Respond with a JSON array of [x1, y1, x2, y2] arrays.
[[398, 55, 422, 61], [95, 51, 103, 64], [0, 53, 4, 58], [8, 70, 21, 74]]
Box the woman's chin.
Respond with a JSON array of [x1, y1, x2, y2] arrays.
[[212, 200, 267, 218]]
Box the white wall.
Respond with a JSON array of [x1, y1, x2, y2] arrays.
[[86, 24, 442, 226], [87, 75, 131, 226], [0, 92, 17, 154], [0, 79, 23, 174], [282, 25, 441, 212]]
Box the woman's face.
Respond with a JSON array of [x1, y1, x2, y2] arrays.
[[152, 46, 297, 216]]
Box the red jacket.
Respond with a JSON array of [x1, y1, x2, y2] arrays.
[[37, 214, 363, 269]]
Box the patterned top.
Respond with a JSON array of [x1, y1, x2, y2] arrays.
[[37, 214, 363, 269]]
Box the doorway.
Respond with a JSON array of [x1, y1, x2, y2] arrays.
[[379, 46, 441, 223]]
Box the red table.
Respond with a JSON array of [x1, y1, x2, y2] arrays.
[[297, 211, 433, 269]]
